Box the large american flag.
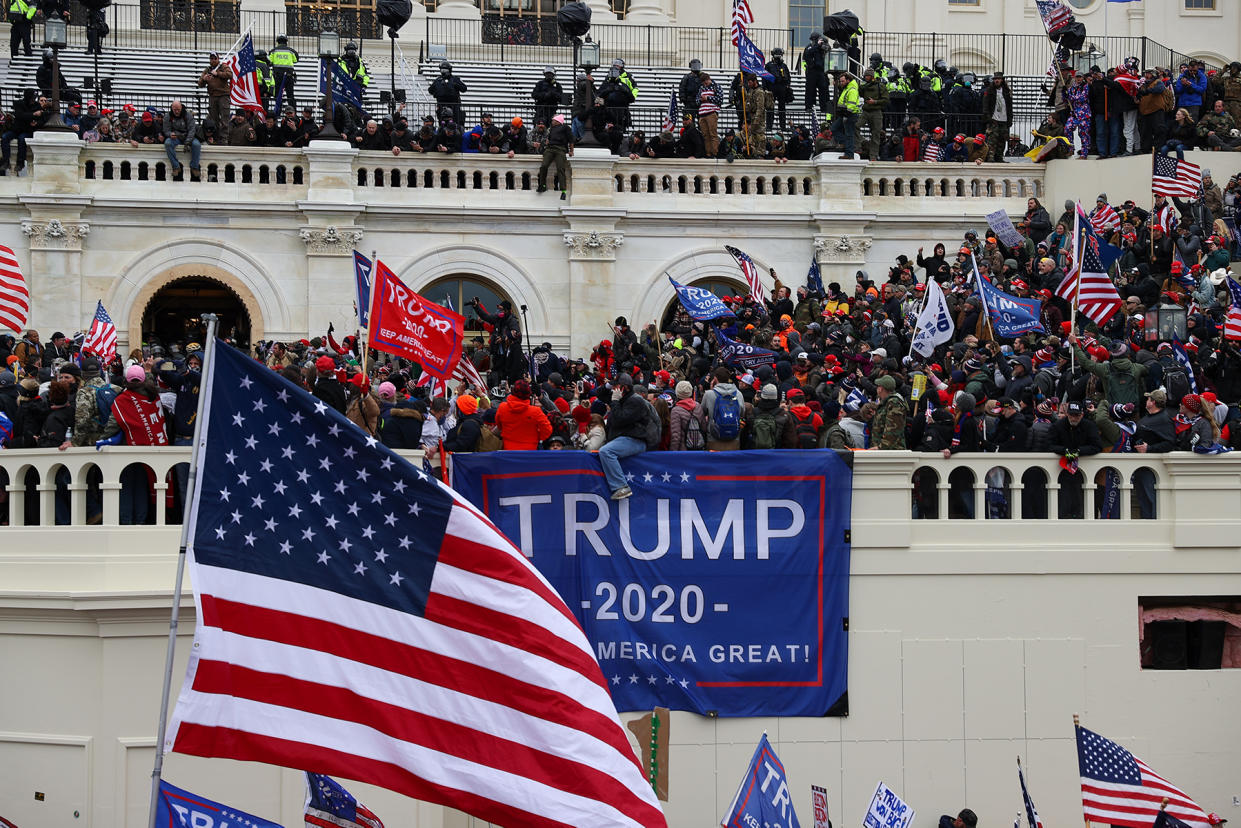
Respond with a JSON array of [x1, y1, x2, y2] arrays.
[[1018, 758, 1043, 828], [661, 90, 677, 133], [0, 243, 28, 333], [166, 341, 665, 828], [305, 773, 383, 828], [730, 0, 753, 47], [1153, 154, 1203, 199], [1036, 0, 1073, 33], [1090, 203, 1120, 235], [226, 33, 265, 114], [82, 300, 117, 363], [725, 244, 766, 304], [1057, 203, 1122, 325], [1224, 276, 1241, 340], [1076, 724, 1211, 828]]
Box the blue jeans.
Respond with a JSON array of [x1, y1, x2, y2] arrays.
[[571, 115, 585, 142], [1158, 140, 1186, 161], [1, 129, 31, 167], [1094, 116, 1121, 158], [833, 111, 858, 155], [598, 435, 646, 493], [164, 136, 201, 171]]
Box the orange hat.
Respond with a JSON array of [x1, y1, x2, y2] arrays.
[[457, 394, 478, 415], [511, 116, 523, 127]]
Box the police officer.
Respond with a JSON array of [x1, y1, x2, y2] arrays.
[[679, 59, 703, 121], [869, 52, 895, 83], [598, 61, 635, 135], [532, 66, 562, 130], [339, 41, 370, 88], [269, 34, 299, 112], [612, 58, 639, 101], [8, 0, 35, 58], [429, 61, 467, 126], [254, 49, 275, 109], [765, 47, 792, 130], [800, 32, 827, 112]]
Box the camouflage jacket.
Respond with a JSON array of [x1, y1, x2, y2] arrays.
[[1197, 110, 1236, 140], [72, 376, 109, 446], [871, 393, 908, 450]]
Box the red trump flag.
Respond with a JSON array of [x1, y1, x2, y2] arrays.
[[367, 260, 466, 380]]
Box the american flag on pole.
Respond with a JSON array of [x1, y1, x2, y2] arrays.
[[730, 0, 754, 47], [0, 243, 28, 333], [1017, 758, 1043, 828], [305, 773, 384, 828], [1057, 203, 1122, 325], [1223, 276, 1241, 340], [1035, 0, 1073, 33], [1090, 203, 1120, 235], [725, 245, 767, 304], [166, 341, 666, 828], [661, 90, 677, 133], [1153, 154, 1203, 199], [82, 300, 117, 364], [226, 33, 265, 114], [1076, 724, 1211, 828]]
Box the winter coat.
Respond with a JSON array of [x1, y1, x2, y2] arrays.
[[496, 395, 553, 450], [346, 392, 381, 436], [669, 397, 702, 450], [378, 400, 424, 450], [1048, 416, 1102, 456]]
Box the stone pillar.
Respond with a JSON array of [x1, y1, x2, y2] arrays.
[[584, 0, 617, 23], [24, 132, 90, 337], [301, 141, 364, 336], [623, 0, 668, 26], [564, 222, 624, 358], [432, 0, 480, 20], [814, 232, 874, 291], [567, 146, 618, 209]]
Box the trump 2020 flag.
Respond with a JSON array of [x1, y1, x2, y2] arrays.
[[320, 57, 369, 120], [165, 340, 666, 828], [155, 780, 282, 828], [715, 326, 777, 369], [736, 29, 774, 83], [976, 271, 1045, 338], [305, 773, 384, 828], [669, 275, 735, 321], [721, 733, 800, 828], [353, 249, 373, 328], [910, 279, 953, 357]]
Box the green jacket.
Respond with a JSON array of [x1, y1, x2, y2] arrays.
[[859, 79, 889, 112], [1198, 110, 1236, 140], [872, 393, 908, 450], [1074, 346, 1147, 406]]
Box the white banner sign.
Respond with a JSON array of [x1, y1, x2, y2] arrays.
[[910, 279, 955, 358], [812, 785, 830, 828], [863, 782, 915, 828], [986, 209, 1025, 249]]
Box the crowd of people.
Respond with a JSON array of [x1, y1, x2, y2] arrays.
[[4, 178, 1240, 521]]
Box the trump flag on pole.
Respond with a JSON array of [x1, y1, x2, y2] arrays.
[[367, 259, 466, 379], [305, 773, 384, 828], [353, 250, 373, 328], [155, 780, 282, 828], [721, 734, 800, 828], [910, 279, 954, 357], [668, 275, 735, 321]]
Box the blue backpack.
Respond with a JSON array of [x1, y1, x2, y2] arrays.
[[710, 389, 741, 441], [95, 384, 119, 427]]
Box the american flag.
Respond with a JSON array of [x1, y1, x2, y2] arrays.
[[725, 244, 767, 304], [1036, 0, 1073, 33], [0, 816, 20, 828], [1076, 724, 1211, 828], [662, 90, 677, 133], [1018, 758, 1043, 828], [730, 0, 753, 47], [1153, 202, 1179, 236], [305, 773, 384, 828], [1224, 275, 1241, 340], [1153, 154, 1203, 199], [83, 300, 117, 363], [1057, 203, 1122, 325], [922, 140, 942, 162], [0, 243, 28, 333], [226, 33, 265, 114], [1090, 203, 1120, 235], [166, 341, 665, 828]]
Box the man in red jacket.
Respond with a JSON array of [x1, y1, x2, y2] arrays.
[[495, 379, 552, 450]]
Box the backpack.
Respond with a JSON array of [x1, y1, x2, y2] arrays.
[[821, 421, 854, 449], [475, 423, 502, 452], [95, 384, 119, 428], [641, 397, 662, 450], [1162, 86, 1176, 112], [1107, 365, 1141, 405], [709, 389, 741, 441], [1160, 361, 1191, 404], [791, 410, 818, 449], [683, 407, 706, 450], [750, 410, 782, 450]]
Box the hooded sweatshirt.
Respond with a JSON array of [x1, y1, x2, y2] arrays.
[[495, 393, 552, 450]]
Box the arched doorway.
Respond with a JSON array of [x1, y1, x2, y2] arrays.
[[660, 277, 746, 330], [140, 275, 252, 348], [422, 274, 514, 336]]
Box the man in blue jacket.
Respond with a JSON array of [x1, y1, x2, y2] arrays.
[[1176, 60, 1207, 121]]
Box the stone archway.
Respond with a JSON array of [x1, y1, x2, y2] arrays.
[[126, 264, 265, 349]]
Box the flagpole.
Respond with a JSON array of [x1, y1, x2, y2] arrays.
[[739, 74, 752, 157], [146, 312, 219, 828], [362, 248, 377, 380], [969, 251, 997, 341]]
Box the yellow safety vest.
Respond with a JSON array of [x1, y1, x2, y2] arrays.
[[269, 47, 298, 69], [838, 80, 860, 114], [9, 0, 35, 20]]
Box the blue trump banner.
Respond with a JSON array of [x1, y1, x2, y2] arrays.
[[715, 327, 778, 370], [452, 450, 852, 717], [156, 780, 281, 828], [353, 249, 373, 328], [720, 733, 801, 828], [320, 59, 369, 120], [737, 30, 775, 83], [976, 272, 1044, 338], [669, 275, 735, 321]]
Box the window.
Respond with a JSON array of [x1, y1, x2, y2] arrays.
[[1140, 597, 1241, 670], [422, 275, 512, 335], [787, 0, 824, 52], [1184, 0, 1216, 9], [284, 0, 378, 38], [948, 0, 980, 5], [140, 0, 239, 33]]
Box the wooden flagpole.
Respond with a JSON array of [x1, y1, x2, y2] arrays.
[[1073, 713, 1091, 828], [739, 75, 752, 157]]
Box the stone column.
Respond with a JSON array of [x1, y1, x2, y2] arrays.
[[623, 0, 668, 26], [564, 226, 625, 358], [584, 0, 617, 23], [567, 146, 618, 210], [23, 133, 90, 338], [432, 0, 480, 20], [301, 140, 365, 336], [814, 232, 874, 292]]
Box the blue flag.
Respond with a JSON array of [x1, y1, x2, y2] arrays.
[[1097, 239, 1124, 272], [721, 733, 801, 828], [320, 58, 369, 120], [737, 30, 775, 83], [668, 275, 734, 321], [806, 255, 824, 295], [1170, 335, 1198, 394], [353, 249, 373, 328], [156, 780, 282, 828], [305, 773, 385, 828], [0, 410, 12, 446], [976, 272, 1045, 338], [844, 386, 867, 412], [715, 326, 777, 369]]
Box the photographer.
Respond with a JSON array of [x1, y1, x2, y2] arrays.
[[470, 297, 524, 383]]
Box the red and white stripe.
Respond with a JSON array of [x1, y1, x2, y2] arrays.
[[1225, 307, 1241, 341], [1082, 756, 1211, 828], [83, 306, 117, 364], [730, 0, 754, 47], [169, 500, 664, 828], [922, 141, 942, 162], [0, 244, 29, 333], [1090, 204, 1120, 235]]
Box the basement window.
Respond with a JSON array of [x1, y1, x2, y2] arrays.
[[1139, 597, 1241, 670]]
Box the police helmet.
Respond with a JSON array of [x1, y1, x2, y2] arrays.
[[771, 47, 784, 57], [255, 49, 268, 59], [902, 61, 917, 75], [345, 41, 357, 53], [947, 66, 958, 78], [689, 58, 702, 72], [809, 31, 821, 42], [1231, 61, 1241, 73], [612, 58, 625, 68], [960, 73, 976, 86], [869, 52, 882, 66], [543, 65, 555, 76], [276, 34, 288, 45], [439, 60, 452, 73], [934, 59, 947, 71]]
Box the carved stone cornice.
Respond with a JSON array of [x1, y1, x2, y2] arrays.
[[299, 225, 363, 256], [815, 234, 872, 264], [563, 231, 624, 260], [21, 218, 90, 251]]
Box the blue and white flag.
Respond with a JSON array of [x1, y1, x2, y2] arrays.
[[737, 30, 774, 83], [972, 260, 1044, 338], [320, 58, 369, 120], [155, 780, 282, 828], [1017, 758, 1043, 828], [844, 385, 867, 412], [353, 249, 373, 328], [806, 255, 824, 295], [305, 773, 385, 828], [1170, 335, 1198, 394], [716, 326, 777, 369], [721, 733, 800, 828], [669, 275, 735, 321], [910, 279, 954, 357]]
